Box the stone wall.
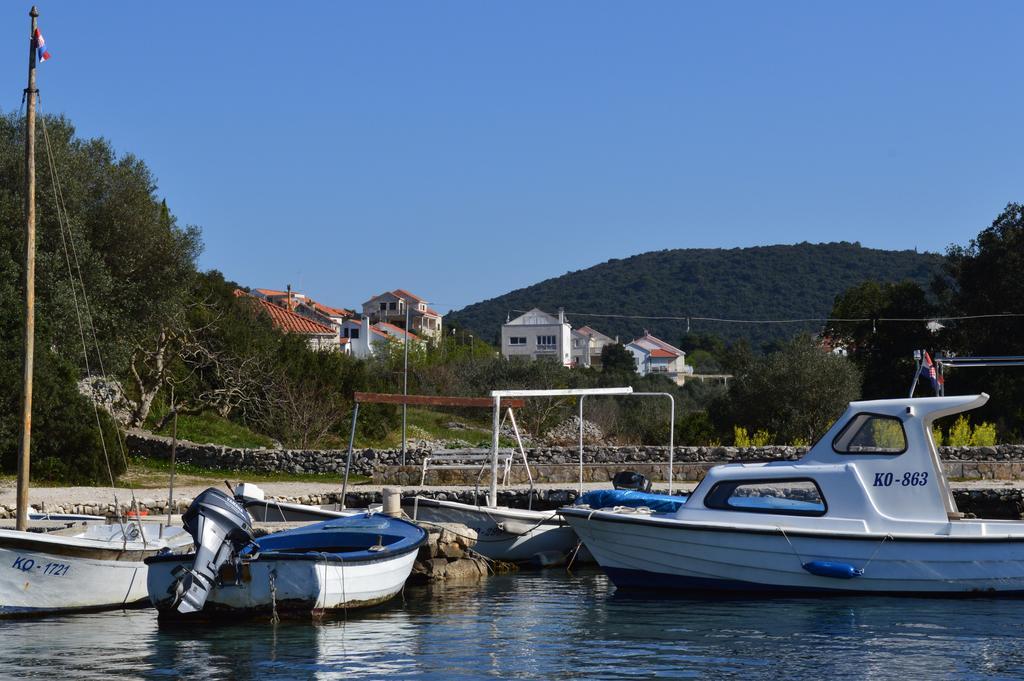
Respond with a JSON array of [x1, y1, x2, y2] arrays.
[[125, 430, 1024, 483]]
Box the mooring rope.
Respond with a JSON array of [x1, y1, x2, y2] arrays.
[[269, 568, 279, 624], [860, 534, 893, 572]]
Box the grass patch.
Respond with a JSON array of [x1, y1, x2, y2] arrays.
[[150, 410, 276, 449], [357, 407, 513, 449]]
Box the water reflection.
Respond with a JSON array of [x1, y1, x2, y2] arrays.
[[2, 571, 1024, 680]]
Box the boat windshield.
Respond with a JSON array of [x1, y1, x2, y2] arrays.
[[833, 413, 908, 454]]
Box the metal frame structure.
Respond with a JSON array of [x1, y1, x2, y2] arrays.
[[340, 392, 525, 508], [487, 387, 678, 504], [910, 350, 1024, 397]]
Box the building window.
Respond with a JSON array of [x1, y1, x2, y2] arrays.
[[350, 329, 359, 339], [704, 479, 827, 517], [537, 335, 556, 349], [379, 302, 387, 311], [509, 337, 527, 346], [389, 302, 397, 311]]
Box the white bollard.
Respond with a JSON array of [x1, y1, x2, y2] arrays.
[[383, 487, 402, 517]]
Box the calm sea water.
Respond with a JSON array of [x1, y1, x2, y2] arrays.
[[2, 569, 1024, 680]]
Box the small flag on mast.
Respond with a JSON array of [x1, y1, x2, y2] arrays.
[[919, 351, 944, 395], [33, 28, 51, 63]]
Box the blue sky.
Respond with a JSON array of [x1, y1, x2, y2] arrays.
[[3, 2, 1021, 313]]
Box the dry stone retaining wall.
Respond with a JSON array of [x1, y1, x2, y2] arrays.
[[126, 430, 1024, 483]]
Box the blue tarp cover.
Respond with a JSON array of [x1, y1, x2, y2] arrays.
[[576, 489, 688, 514]]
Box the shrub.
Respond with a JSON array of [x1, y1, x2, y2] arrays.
[[970, 422, 998, 447], [946, 416, 973, 447]]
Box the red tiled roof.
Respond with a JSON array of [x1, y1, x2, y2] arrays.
[[254, 288, 289, 297], [339, 337, 351, 345], [310, 301, 353, 318], [649, 348, 679, 358], [424, 307, 442, 317], [240, 293, 337, 335], [637, 333, 685, 355], [392, 289, 424, 303]]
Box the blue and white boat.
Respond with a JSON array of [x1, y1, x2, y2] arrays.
[[563, 393, 1024, 595], [146, 489, 426, 620]]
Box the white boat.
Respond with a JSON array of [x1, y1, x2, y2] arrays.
[[0, 522, 191, 615], [146, 489, 426, 620], [562, 393, 1024, 595], [0, 9, 191, 616]]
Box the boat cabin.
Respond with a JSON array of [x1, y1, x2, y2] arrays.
[[679, 394, 990, 534]]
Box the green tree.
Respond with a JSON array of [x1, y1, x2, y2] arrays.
[[714, 335, 861, 444], [600, 343, 637, 375], [939, 203, 1024, 435], [0, 112, 200, 481], [826, 280, 939, 399]]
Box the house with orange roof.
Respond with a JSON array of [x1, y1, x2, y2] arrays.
[[235, 290, 340, 352], [361, 289, 442, 340], [252, 285, 354, 338], [625, 332, 693, 385]]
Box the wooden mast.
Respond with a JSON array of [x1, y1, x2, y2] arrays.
[[16, 5, 40, 532]]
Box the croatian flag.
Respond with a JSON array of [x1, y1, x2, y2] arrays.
[[34, 28, 51, 63], [919, 351, 944, 395]]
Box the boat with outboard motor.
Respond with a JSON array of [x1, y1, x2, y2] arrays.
[[146, 488, 426, 620], [563, 393, 1024, 595]]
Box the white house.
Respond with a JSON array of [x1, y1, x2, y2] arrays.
[[572, 325, 617, 368], [625, 332, 693, 385], [361, 289, 442, 340], [342, 317, 424, 359], [501, 308, 572, 366]]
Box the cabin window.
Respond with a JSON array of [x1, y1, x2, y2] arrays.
[[833, 413, 907, 454], [509, 336, 527, 346], [704, 479, 827, 517]]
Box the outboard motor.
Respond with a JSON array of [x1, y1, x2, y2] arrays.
[[169, 487, 254, 614], [612, 470, 652, 493]]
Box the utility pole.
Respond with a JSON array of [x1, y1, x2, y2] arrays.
[[401, 304, 410, 465], [16, 6, 40, 532]]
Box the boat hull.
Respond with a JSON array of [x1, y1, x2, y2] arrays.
[[0, 528, 187, 615], [147, 550, 418, 620], [563, 510, 1024, 595], [406, 497, 584, 564]]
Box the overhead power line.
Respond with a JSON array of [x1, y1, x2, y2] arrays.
[[509, 309, 1024, 326]]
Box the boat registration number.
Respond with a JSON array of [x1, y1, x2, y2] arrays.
[[11, 556, 71, 577], [873, 472, 928, 488]]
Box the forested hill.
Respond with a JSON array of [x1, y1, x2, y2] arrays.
[[447, 242, 944, 350]]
